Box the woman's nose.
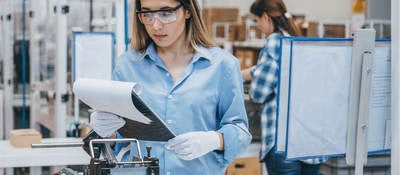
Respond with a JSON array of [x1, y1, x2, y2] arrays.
[[152, 16, 163, 30]]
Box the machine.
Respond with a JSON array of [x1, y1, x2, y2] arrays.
[[82, 130, 159, 175], [33, 130, 159, 175]]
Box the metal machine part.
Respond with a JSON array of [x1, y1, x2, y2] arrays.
[[85, 131, 159, 175], [33, 130, 159, 175]]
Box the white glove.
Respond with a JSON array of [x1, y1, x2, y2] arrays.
[[90, 111, 126, 137], [166, 131, 220, 160]]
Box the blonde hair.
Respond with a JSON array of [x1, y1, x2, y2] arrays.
[[130, 0, 217, 52]]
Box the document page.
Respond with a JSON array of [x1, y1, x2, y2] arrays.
[[367, 44, 391, 152], [73, 78, 175, 141]]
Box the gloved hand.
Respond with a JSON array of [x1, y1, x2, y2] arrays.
[[90, 111, 126, 137], [166, 131, 221, 160]]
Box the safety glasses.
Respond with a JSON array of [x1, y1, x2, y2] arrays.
[[136, 4, 183, 25]]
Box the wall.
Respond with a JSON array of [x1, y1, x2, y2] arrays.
[[366, 0, 390, 20], [203, 0, 353, 21]]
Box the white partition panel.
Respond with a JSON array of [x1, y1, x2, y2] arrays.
[[276, 37, 391, 160], [72, 32, 115, 121]]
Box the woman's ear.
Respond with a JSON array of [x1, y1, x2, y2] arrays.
[[262, 12, 270, 22], [185, 9, 191, 19]]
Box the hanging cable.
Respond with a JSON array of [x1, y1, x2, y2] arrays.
[[21, 0, 27, 128], [124, 0, 129, 50]]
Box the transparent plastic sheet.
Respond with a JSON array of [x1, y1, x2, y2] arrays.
[[276, 38, 392, 160], [276, 38, 354, 156], [286, 40, 353, 159]]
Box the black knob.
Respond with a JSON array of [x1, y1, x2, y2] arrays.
[[146, 146, 152, 157]]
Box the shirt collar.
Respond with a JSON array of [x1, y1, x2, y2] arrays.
[[143, 43, 158, 61], [192, 45, 214, 64], [143, 42, 214, 64]]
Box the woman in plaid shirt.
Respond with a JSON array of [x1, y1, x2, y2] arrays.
[[242, 0, 327, 174]]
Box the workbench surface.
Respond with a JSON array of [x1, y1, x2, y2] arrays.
[[0, 137, 90, 168]]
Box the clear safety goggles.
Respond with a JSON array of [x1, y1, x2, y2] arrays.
[[136, 4, 183, 25]]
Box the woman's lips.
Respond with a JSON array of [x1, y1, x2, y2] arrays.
[[153, 34, 167, 40]]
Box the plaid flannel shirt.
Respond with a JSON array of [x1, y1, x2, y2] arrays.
[[249, 33, 327, 164]]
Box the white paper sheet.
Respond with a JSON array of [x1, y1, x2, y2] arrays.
[[367, 45, 391, 152], [286, 42, 352, 159], [73, 32, 114, 81], [73, 78, 151, 124], [73, 32, 115, 122]]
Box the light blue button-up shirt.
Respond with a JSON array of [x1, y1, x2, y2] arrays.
[[112, 43, 252, 175]]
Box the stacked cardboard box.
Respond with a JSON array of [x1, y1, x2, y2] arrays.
[[307, 21, 346, 38], [215, 23, 247, 41], [202, 8, 239, 37], [306, 21, 320, 37], [234, 49, 257, 70], [323, 24, 346, 38]]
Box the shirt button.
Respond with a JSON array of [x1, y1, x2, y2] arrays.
[[166, 119, 173, 124], [168, 95, 173, 99], [166, 172, 171, 175], [166, 73, 170, 77]]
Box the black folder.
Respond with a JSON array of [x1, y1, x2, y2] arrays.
[[117, 91, 175, 142]]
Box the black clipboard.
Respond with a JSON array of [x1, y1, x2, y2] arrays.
[[117, 90, 176, 141]]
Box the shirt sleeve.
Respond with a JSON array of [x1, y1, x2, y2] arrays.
[[249, 46, 280, 104], [213, 58, 252, 165]]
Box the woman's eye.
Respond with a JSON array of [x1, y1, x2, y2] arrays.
[[143, 12, 153, 18], [159, 11, 174, 17]]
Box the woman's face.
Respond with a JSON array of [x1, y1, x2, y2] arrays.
[[254, 13, 274, 36], [138, 0, 190, 48]]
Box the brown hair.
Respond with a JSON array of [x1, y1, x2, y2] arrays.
[[250, 0, 301, 36], [130, 0, 217, 52]]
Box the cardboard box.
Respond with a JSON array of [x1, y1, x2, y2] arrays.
[[215, 23, 246, 41], [292, 14, 307, 36], [225, 157, 261, 175], [249, 26, 263, 39], [243, 50, 256, 69], [10, 129, 42, 148], [202, 8, 239, 36], [234, 49, 257, 70], [306, 22, 346, 38], [202, 8, 239, 23], [234, 49, 245, 69], [307, 21, 319, 37], [236, 23, 247, 41], [323, 24, 346, 38]]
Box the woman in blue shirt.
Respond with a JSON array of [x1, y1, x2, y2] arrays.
[[89, 0, 251, 174], [241, 0, 326, 174]]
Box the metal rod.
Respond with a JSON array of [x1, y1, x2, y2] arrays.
[[31, 142, 84, 148]]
